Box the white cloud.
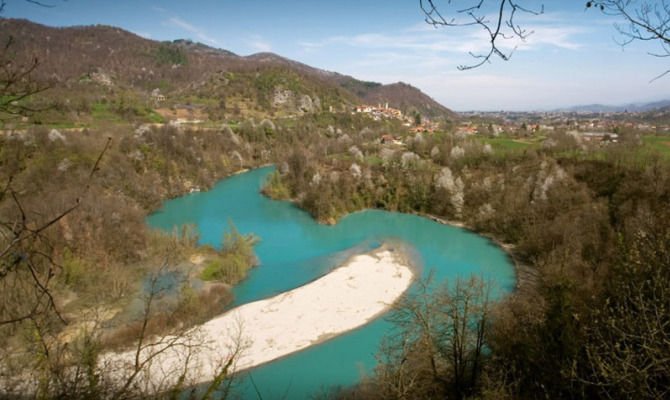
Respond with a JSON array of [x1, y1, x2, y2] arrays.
[[516, 26, 586, 50], [134, 31, 152, 39], [167, 17, 222, 47], [169, 17, 197, 32], [299, 35, 347, 49], [300, 20, 585, 56], [296, 15, 658, 111], [248, 35, 272, 52]]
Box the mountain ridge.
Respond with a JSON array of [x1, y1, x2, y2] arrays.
[[0, 18, 455, 120], [553, 99, 670, 113]]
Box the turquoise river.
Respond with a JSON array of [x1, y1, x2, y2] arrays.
[[147, 167, 516, 399]]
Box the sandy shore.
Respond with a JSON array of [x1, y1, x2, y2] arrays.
[[102, 247, 414, 389]]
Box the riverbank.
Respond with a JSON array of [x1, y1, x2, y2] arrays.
[[411, 211, 537, 292], [101, 246, 415, 389], [260, 174, 531, 293]]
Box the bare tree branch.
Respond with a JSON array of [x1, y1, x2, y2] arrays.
[[0, 137, 111, 326], [419, 0, 543, 69], [423, 1, 670, 76], [0, 0, 59, 15], [0, 36, 52, 125], [589, 1, 670, 81]]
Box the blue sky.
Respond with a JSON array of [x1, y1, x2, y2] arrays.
[[4, 0, 670, 111]]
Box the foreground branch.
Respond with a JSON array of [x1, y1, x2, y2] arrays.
[[420, 0, 543, 69]]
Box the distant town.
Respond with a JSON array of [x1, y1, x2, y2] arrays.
[[353, 103, 670, 146]]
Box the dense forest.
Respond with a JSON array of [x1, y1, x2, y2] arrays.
[[267, 125, 670, 399]]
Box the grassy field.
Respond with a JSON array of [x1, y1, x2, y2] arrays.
[[91, 102, 124, 123], [476, 136, 537, 152], [642, 135, 670, 158]]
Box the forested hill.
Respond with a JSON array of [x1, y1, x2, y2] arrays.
[[242, 51, 457, 120], [0, 18, 455, 120], [342, 80, 455, 120]]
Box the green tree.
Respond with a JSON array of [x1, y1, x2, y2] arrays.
[[200, 221, 260, 283], [414, 112, 422, 126]]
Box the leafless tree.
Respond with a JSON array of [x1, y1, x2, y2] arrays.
[[0, 137, 111, 328], [0, 260, 242, 399], [380, 275, 495, 399], [574, 220, 670, 399], [0, 0, 58, 15], [0, 36, 51, 125], [0, 1, 63, 124], [422, 1, 670, 76], [97, 262, 243, 399], [419, 0, 544, 70], [589, 0, 670, 80]]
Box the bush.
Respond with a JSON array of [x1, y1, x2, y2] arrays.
[[200, 222, 259, 283], [262, 170, 291, 200], [200, 255, 247, 283]]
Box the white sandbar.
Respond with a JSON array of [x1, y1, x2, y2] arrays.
[[102, 248, 414, 388]]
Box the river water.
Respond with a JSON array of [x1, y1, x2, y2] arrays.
[[147, 166, 515, 399]]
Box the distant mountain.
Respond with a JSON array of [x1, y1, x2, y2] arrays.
[[556, 99, 670, 113], [0, 18, 455, 120]]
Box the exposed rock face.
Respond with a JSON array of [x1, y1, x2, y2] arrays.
[[272, 87, 316, 115], [272, 87, 294, 108], [298, 94, 313, 113], [90, 70, 112, 86], [135, 124, 151, 137], [221, 124, 241, 146], [48, 129, 66, 142], [259, 119, 275, 133], [230, 150, 244, 166]]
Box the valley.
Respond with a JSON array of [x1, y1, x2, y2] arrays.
[[1, 12, 669, 400]]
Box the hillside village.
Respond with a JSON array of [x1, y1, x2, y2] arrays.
[[350, 100, 669, 148]]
